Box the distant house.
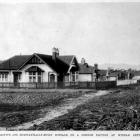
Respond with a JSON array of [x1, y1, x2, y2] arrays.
[[133, 71, 140, 80], [0, 48, 80, 84], [78, 58, 95, 82], [97, 69, 130, 81], [106, 69, 134, 81], [97, 69, 107, 81], [107, 72, 118, 81]]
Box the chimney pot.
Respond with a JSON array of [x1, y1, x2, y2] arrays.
[[94, 63, 98, 70], [81, 58, 86, 65], [52, 47, 59, 60]]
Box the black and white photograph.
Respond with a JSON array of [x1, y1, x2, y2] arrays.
[[0, 1, 139, 133]]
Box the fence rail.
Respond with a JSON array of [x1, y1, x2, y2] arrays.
[[0, 81, 117, 89]]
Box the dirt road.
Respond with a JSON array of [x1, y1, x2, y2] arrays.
[[0, 90, 111, 130]]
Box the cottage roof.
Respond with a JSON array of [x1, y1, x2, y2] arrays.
[[36, 53, 72, 74], [133, 71, 140, 76], [78, 63, 94, 74], [0, 53, 76, 74], [98, 69, 107, 76], [57, 55, 74, 66], [109, 72, 118, 77], [0, 55, 31, 70]]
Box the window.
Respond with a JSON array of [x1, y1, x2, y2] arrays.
[[49, 74, 55, 83], [29, 72, 42, 83], [5, 74, 8, 82], [72, 74, 75, 82], [29, 77, 32, 82], [76, 72, 79, 81], [2, 74, 4, 81], [64, 75, 69, 82], [18, 74, 21, 81], [71, 72, 78, 82], [0, 73, 8, 82]]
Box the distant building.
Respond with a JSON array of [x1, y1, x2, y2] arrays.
[[78, 58, 95, 81], [133, 71, 140, 80]]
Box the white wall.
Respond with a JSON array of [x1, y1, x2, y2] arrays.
[[117, 79, 137, 86], [78, 74, 92, 81], [108, 77, 117, 81], [4, 71, 13, 82], [133, 76, 140, 80], [20, 64, 57, 82], [2, 63, 57, 83], [0, 71, 14, 83], [9, 71, 14, 82]]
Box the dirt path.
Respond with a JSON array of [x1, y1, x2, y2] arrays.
[[0, 90, 111, 131]]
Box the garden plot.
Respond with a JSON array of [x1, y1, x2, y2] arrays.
[[0, 89, 96, 130]]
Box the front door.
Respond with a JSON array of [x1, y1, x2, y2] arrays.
[[14, 74, 18, 86], [50, 74, 55, 83], [13, 72, 21, 86], [57, 74, 64, 88]]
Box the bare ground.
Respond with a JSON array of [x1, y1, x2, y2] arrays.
[[31, 86, 140, 131]]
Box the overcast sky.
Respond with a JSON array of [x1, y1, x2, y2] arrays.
[[0, 3, 140, 65]]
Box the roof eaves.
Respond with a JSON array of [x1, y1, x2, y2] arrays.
[[17, 54, 33, 70], [0, 56, 16, 70], [67, 56, 75, 73], [79, 72, 93, 74], [57, 55, 74, 66]]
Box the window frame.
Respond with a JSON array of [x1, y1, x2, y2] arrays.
[[28, 72, 43, 83], [0, 73, 8, 82]]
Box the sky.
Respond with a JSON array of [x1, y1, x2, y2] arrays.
[[0, 3, 140, 66]]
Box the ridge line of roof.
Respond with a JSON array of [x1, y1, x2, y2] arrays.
[[0, 53, 77, 71]]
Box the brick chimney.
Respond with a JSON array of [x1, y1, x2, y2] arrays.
[[52, 47, 59, 60], [81, 58, 86, 65], [94, 63, 98, 70], [94, 63, 98, 81]]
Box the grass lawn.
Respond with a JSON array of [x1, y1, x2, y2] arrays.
[[29, 86, 140, 130], [0, 89, 95, 127]]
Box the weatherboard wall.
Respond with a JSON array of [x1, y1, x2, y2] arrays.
[[78, 74, 93, 81]]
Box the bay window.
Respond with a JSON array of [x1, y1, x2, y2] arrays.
[[26, 66, 44, 83], [29, 72, 43, 83]]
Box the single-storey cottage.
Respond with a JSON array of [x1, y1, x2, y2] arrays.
[[78, 58, 95, 81], [133, 71, 140, 80], [0, 48, 80, 85]]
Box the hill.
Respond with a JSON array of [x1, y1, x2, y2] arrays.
[[99, 63, 140, 70]]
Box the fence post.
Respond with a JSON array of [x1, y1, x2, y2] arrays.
[[78, 81, 80, 89], [36, 83, 37, 89], [18, 83, 20, 88], [95, 81, 97, 90]]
